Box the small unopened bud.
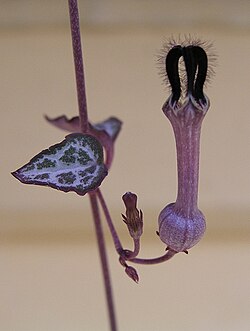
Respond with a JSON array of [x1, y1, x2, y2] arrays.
[[122, 192, 143, 239], [125, 265, 139, 283]]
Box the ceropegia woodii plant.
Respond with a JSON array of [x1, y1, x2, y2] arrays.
[[12, 1, 215, 330]]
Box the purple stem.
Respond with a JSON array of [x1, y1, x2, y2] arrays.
[[68, 0, 89, 133], [131, 239, 140, 258], [123, 239, 140, 259], [96, 189, 123, 254], [130, 249, 177, 265], [89, 193, 117, 331], [68, 3, 117, 328]]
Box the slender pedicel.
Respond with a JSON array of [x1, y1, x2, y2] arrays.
[[130, 249, 177, 265], [158, 39, 213, 253]]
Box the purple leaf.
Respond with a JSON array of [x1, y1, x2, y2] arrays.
[[92, 117, 122, 142], [45, 115, 122, 142], [45, 115, 80, 133], [12, 134, 108, 196]]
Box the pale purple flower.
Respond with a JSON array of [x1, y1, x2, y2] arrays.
[[158, 39, 215, 252]]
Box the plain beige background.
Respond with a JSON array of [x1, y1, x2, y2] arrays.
[[1, 1, 250, 330]]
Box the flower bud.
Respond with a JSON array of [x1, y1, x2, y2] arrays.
[[125, 265, 139, 283], [122, 192, 143, 239]]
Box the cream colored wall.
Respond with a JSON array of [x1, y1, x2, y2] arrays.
[[1, 0, 250, 28]]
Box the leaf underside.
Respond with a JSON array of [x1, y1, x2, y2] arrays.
[[12, 134, 108, 196], [45, 115, 122, 141]]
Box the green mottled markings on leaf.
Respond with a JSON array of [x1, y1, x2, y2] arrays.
[[25, 164, 35, 171], [85, 165, 95, 174], [78, 148, 91, 165], [80, 175, 92, 185], [12, 134, 108, 196], [34, 173, 49, 180], [37, 158, 56, 170], [57, 171, 76, 185], [59, 146, 77, 164]]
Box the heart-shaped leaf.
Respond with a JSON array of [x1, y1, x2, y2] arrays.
[[12, 134, 108, 196]]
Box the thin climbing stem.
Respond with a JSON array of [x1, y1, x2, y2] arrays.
[[68, 0, 89, 132], [89, 193, 117, 331], [96, 189, 123, 254], [68, 3, 117, 328]]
